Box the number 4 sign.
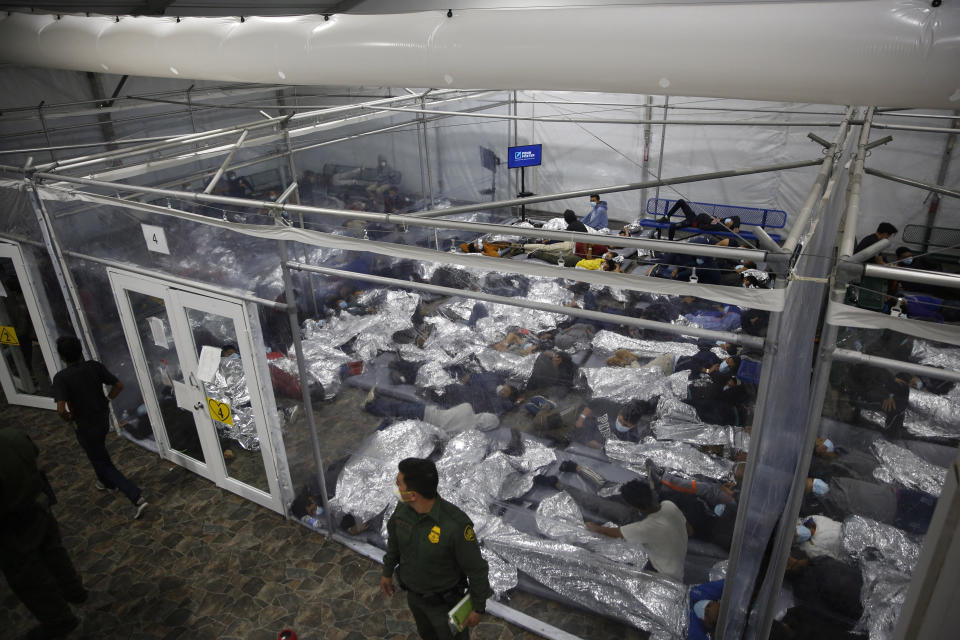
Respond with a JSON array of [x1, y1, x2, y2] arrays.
[[141, 224, 171, 255]]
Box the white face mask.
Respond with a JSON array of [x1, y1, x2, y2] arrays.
[[719, 361, 730, 374], [914, 379, 923, 390]]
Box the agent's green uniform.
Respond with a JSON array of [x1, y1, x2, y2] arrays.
[[0, 427, 85, 635], [383, 496, 492, 640]]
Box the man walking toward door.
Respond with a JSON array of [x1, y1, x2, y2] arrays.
[[52, 336, 148, 519]]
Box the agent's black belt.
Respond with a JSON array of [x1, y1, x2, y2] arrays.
[[399, 578, 468, 606]]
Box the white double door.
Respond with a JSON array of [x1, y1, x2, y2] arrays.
[[0, 241, 60, 410], [110, 270, 284, 513]]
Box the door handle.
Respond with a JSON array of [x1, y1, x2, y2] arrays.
[[194, 402, 203, 410]]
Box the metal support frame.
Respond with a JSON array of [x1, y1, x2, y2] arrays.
[[782, 106, 856, 252], [833, 348, 960, 384], [410, 157, 822, 221], [285, 261, 766, 349], [25, 183, 99, 363], [653, 96, 668, 206], [864, 167, 960, 202], [62, 251, 288, 310], [366, 104, 849, 129], [30, 169, 781, 264], [278, 241, 335, 534], [203, 129, 249, 194], [922, 112, 959, 252], [839, 107, 876, 257], [640, 95, 653, 213]]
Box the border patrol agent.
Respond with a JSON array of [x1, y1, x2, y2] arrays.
[[381, 458, 492, 640], [1, 427, 86, 639]]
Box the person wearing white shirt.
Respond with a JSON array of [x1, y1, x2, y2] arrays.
[[586, 479, 689, 580]]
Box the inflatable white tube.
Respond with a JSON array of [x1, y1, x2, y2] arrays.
[[0, 2, 958, 108]]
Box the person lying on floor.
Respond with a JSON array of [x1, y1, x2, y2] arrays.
[[362, 387, 499, 433], [428, 370, 522, 416], [807, 437, 878, 482], [491, 327, 555, 355], [525, 350, 579, 394], [570, 397, 658, 446], [800, 475, 937, 535], [605, 349, 677, 375], [685, 369, 751, 426], [685, 304, 743, 332]]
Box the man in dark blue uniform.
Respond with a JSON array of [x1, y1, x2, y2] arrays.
[[51, 336, 147, 519], [380, 458, 492, 639]]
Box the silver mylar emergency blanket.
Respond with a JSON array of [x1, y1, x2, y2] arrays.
[[910, 340, 960, 371], [870, 439, 946, 496], [652, 413, 749, 450], [841, 515, 922, 640], [482, 529, 687, 638], [855, 555, 912, 640], [203, 357, 258, 450], [584, 366, 671, 404], [329, 420, 442, 524], [861, 384, 960, 441], [591, 330, 699, 359], [536, 491, 596, 545], [841, 515, 922, 575], [606, 438, 734, 481]]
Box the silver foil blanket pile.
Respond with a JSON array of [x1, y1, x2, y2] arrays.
[[583, 367, 672, 404], [910, 340, 960, 372], [202, 357, 258, 451], [591, 330, 699, 359], [861, 384, 960, 441], [870, 440, 946, 496], [301, 289, 421, 361], [328, 420, 442, 524], [843, 515, 922, 640], [482, 528, 688, 638], [606, 438, 734, 482]]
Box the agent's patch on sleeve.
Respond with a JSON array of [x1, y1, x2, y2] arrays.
[[464, 525, 476, 542]]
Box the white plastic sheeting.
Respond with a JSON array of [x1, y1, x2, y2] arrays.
[[0, 3, 958, 108]]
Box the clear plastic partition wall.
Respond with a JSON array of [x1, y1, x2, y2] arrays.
[[275, 237, 775, 638]]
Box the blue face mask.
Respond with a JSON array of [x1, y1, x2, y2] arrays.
[[614, 417, 630, 433], [812, 478, 829, 496], [902, 257, 913, 265], [714, 504, 726, 517], [228, 352, 241, 360], [719, 361, 730, 374], [338, 300, 348, 309]]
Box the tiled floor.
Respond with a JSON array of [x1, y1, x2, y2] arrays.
[[1, 396, 647, 640]]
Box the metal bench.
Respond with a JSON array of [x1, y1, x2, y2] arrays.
[[636, 198, 787, 242], [902, 224, 960, 262]]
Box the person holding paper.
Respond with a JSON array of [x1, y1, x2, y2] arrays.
[[380, 458, 492, 639]]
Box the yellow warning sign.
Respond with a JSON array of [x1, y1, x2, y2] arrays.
[[206, 398, 234, 426], [0, 326, 19, 346]]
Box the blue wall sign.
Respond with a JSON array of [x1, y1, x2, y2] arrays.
[[507, 144, 542, 168]]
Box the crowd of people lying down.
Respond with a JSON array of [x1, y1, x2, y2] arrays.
[[267, 256, 957, 639], [456, 197, 775, 290]]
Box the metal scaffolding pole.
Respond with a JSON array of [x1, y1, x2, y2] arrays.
[[30, 170, 783, 263], [640, 95, 653, 215], [61, 251, 288, 310], [922, 113, 959, 251], [277, 241, 336, 535], [25, 183, 98, 361], [833, 348, 960, 383], [653, 97, 669, 206], [863, 167, 960, 201], [366, 104, 848, 128], [203, 129, 249, 194], [410, 157, 823, 221], [839, 107, 876, 258], [782, 106, 857, 252]]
